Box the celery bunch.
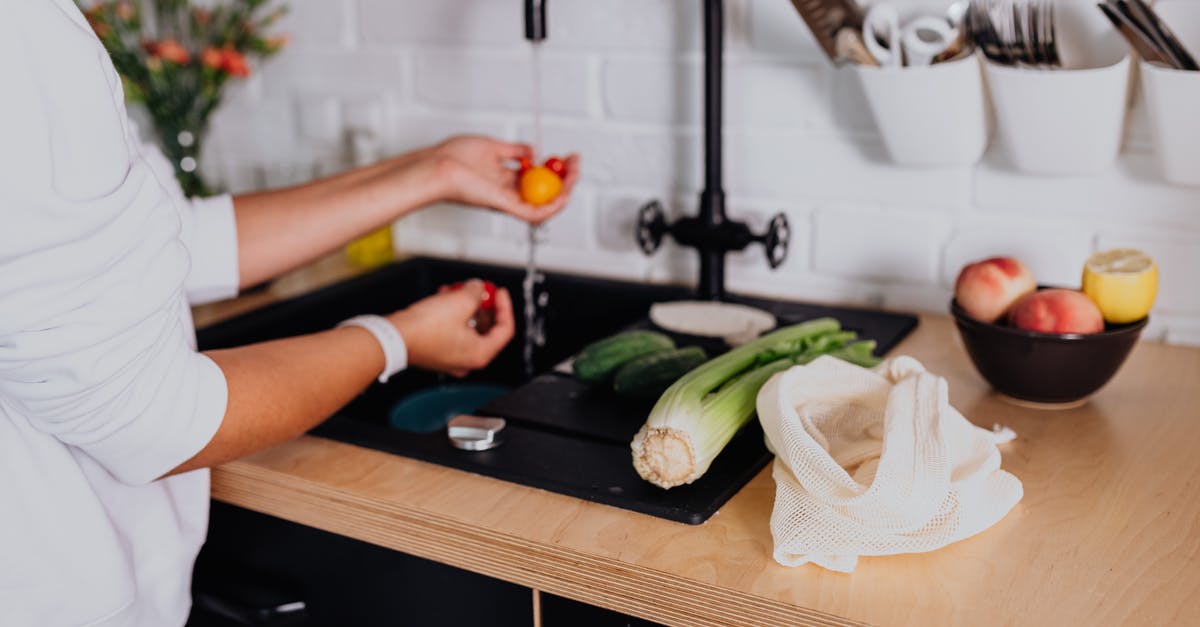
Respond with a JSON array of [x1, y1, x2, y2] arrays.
[[631, 318, 879, 489]]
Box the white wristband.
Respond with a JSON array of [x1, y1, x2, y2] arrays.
[[337, 314, 408, 383]]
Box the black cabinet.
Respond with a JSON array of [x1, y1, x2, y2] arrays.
[[190, 503, 532, 627], [190, 503, 663, 627]]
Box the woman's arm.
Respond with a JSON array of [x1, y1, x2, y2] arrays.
[[231, 136, 580, 289], [169, 280, 514, 475]]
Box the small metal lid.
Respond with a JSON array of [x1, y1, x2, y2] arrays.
[[447, 415, 506, 451]]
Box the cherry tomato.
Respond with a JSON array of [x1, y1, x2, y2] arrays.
[[480, 281, 497, 311], [544, 156, 567, 178], [518, 156, 533, 174]]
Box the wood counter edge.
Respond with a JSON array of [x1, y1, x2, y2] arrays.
[[211, 453, 865, 627]]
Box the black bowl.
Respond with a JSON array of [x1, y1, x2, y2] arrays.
[[950, 299, 1147, 405]]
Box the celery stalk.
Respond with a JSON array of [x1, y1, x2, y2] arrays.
[[631, 318, 881, 488]]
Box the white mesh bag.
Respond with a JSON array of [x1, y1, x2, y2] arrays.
[[756, 355, 1023, 573]]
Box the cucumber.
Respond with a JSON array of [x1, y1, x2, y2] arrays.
[[613, 346, 709, 399], [572, 330, 675, 384]]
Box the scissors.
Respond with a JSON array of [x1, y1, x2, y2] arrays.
[[863, 4, 956, 67]]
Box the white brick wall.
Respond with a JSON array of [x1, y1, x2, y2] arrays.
[[202, 0, 1200, 346]]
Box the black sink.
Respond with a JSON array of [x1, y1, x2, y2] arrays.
[[198, 257, 917, 524]]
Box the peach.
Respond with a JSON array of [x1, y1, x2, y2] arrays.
[[1009, 289, 1105, 334], [954, 257, 1037, 323]]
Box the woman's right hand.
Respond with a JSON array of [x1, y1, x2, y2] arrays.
[[387, 280, 515, 377], [429, 135, 580, 225]]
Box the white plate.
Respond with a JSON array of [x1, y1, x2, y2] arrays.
[[649, 301, 776, 346]]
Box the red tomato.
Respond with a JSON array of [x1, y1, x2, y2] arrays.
[[518, 156, 533, 174], [544, 157, 567, 178], [480, 281, 497, 311]]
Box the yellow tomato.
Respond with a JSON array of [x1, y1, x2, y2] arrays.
[[1081, 249, 1158, 324], [519, 166, 563, 206]]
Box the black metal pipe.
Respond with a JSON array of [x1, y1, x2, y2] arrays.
[[525, 0, 546, 42], [699, 0, 725, 300], [703, 0, 723, 197]]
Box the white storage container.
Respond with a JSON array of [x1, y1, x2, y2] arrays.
[[855, 52, 990, 167]]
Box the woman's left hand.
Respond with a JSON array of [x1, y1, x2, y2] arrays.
[[431, 135, 580, 225]]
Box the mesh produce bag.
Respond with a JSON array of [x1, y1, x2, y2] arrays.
[[756, 355, 1022, 573]]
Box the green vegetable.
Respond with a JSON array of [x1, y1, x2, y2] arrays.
[[572, 330, 675, 385], [631, 318, 880, 488], [613, 346, 709, 399]]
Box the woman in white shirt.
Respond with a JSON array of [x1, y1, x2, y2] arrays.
[[0, 2, 578, 625]]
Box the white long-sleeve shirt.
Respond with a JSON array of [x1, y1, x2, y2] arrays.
[[1, 1, 238, 625]]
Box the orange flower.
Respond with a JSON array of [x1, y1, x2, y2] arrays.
[[85, 10, 111, 38], [265, 34, 290, 53], [220, 47, 251, 78], [152, 38, 191, 65], [193, 8, 212, 25], [200, 47, 224, 70], [114, 2, 134, 21]]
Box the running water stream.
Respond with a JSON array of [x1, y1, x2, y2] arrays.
[[522, 42, 547, 377]]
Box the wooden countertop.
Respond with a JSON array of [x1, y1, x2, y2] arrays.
[[198, 258, 1200, 626]]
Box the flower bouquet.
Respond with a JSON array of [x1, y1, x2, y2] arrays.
[[81, 0, 288, 197]]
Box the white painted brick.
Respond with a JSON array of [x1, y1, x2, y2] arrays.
[[974, 151, 1200, 231], [495, 187, 594, 249], [208, 98, 298, 163], [260, 51, 404, 98], [813, 205, 945, 283], [359, 0, 522, 47], [547, 0, 701, 51], [278, 0, 349, 48], [881, 282, 954, 315], [602, 58, 826, 128], [747, 0, 824, 59], [1164, 319, 1200, 347], [728, 132, 972, 209], [941, 224, 1095, 289], [297, 97, 342, 143], [595, 193, 658, 253], [420, 203, 498, 239], [519, 124, 702, 190], [343, 98, 387, 135], [388, 115, 509, 154], [1095, 232, 1200, 313], [415, 50, 589, 115]]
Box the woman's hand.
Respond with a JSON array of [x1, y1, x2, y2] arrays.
[[432, 135, 580, 225], [386, 280, 516, 377]]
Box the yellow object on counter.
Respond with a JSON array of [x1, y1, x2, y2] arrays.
[[1082, 248, 1158, 324], [345, 226, 395, 268]]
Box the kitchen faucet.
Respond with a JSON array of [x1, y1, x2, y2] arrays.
[[523, 0, 790, 301]]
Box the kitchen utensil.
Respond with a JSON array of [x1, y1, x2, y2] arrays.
[[787, 0, 865, 63], [864, 4, 903, 66], [969, 0, 1060, 67], [835, 27, 880, 66], [904, 16, 957, 65], [1099, 0, 1198, 70], [863, 5, 956, 67], [1098, 2, 1170, 65]]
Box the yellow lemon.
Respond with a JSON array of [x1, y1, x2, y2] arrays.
[[519, 166, 563, 206], [1081, 249, 1158, 324]]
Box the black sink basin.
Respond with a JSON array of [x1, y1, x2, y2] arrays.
[[198, 257, 917, 524]]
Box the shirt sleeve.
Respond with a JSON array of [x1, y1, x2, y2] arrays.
[[0, 2, 227, 485], [137, 139, 241, 305]]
